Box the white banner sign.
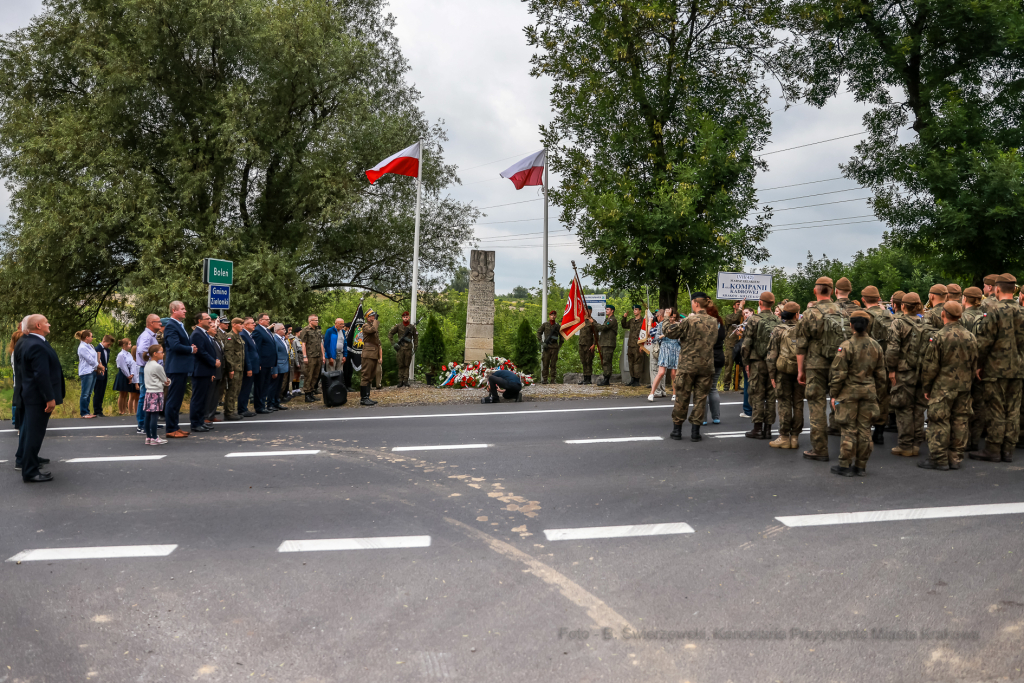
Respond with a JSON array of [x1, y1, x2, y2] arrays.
[[717, 272, 773, 300], [584, 295, 607, 325]]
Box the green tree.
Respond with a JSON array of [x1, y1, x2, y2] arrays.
[[526, 0, 796, 310], [509, 286, 532, 300], [510, 318, 540, 375], [0, 0, 478, 337], [787, 0, 1024, 283], [417, 314, 447, 374], [448, 267, 470, 293]]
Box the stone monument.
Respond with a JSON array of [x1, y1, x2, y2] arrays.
[[465, 250, 496, 362]]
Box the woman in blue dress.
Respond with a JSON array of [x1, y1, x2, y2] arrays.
[[648, 309, 681, 401]]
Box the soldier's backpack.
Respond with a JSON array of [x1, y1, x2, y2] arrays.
[[754, 313, 781, 359], [905, 315, 930, 370], [776, 325, 799, 375], [869, 308, 892, 352], [819, 308, 850, 360]]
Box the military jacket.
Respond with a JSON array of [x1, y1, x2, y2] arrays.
[[597, 315, 619, 348], [829, 335, 886, 401], [885, 313, 924, 375], [976, 299, 1021, 381], [223, 331, 245, 374], [389, 323, 419, 348], [578, 320, 597, 348], [661, 311, 718, 374], [795, 300, 848, 370], [297, 326, 323, 359], [766, 319, 798, 382], [961, 307, 985, 335], [622, 315, 643, 348], [741, 309, 779, 364], [836, 298, 860, 316], [920, 321, 978, 397], [537, 321, 564, 349], [864, 306, 891, 356], [361, 318, 381, 354]]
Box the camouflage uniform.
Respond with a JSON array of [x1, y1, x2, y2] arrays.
[[741, 309, 779, 428], [829, 334, 886, 469], [766, 319, 804, 438], [865, 305, 893, 425], [622, 314, 645, 383], [720, 309, 744, 391], [961, 305, 987, 447], [795, 300, 849, 456], [223, 330, 246, 419], [886, 312, 927, 451], [836, 297, 860, 316], [537, 321, 564, 384], [974, 298, 1024, 458], [662, 312, 718, 426], [388, 322, 419, 386], [920, 319, 978, 467], [597, 315, 619, 379], [1009, 299, 1024, 452], [577, 319, 597, 379], [298, 325, 323, 394]]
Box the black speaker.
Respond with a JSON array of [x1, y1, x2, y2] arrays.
[[321, 369, 348, 407]]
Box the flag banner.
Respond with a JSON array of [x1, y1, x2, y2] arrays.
[[347, 301, 366, 371], [366, 142, 421, 184], [559, 274, 588, 339], [639, 309, 655, 355], [499, 149, 545, 190]]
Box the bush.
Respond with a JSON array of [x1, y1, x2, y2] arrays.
[[510, 318, 540, 375], [418, 315, 446, 373]]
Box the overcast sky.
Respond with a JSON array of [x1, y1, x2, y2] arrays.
[[1, 0, 884, 295]]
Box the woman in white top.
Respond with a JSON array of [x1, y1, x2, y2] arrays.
[[114, 338, 138, 415], [75, 329, 103, 418]]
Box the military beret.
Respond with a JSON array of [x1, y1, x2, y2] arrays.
[[607, 304, 616, 311], [928, 284, 948, 295], [984, 274, 999, 285], [1001, 272, 1018, 283], [632, 304, 641, 311], [402, 311, 410, 316], [891, 290, 905, 303], [861, 285, 880, 298], [815, 276, 834, 286], [692, 291, 710, 300], [850, 309, 870, 320], [835, 277, 852, 290], [231, 317, 243, 325], [995, 274, 1014, 284], [783, 301, 800, 315], [550, 310, 558, 315], [902, 292, 922, 304], [759, 291, 775, 304], [946, 283, 962, 296], [943, 301, 963, 318], [218, 317, 230, 323], [963, 286, 983, 298]]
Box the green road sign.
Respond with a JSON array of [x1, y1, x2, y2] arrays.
[[204, 258, 233, 285]]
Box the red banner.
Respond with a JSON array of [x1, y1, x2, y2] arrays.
[[560, 275, 588, 339]]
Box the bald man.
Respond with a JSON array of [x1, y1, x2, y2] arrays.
[[135, 314, 164, 434]]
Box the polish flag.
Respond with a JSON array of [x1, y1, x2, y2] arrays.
[[500, 149, 545, 189], [366, 142, 420, 184]]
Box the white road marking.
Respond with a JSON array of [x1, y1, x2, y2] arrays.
[[224, 450, 321, 458], [543, 522, 695, 541], [710, 434, 747, 439], [392, 444, 490, 452], [7, 544, 177, 562], [66, 456, 166, 463], [564, 437, 663, 444], [777, 502, 1024, 528], [277, 536, 431, 552]]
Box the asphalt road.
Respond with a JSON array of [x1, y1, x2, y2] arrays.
[[1, 393, 1023, 682]]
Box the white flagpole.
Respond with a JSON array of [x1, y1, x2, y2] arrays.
[[409, 139, 423, 381], [542, 152, 549, 324]]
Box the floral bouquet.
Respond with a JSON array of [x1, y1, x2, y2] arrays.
[[436, 356, 534, 388]]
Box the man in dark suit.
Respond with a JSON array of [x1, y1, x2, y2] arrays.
[[163, 301, 198, 438], [252, 313, 278, 413], [205, 318, 228, 424], [92, 335, 113, 417], [239, 317, 260, 417], [189, 312, 220, 433], [13, 315, 64, 483]]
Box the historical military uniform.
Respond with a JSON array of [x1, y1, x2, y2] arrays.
[[596, 311, 619, 382], [766, 302, 803, 448], [223, 322, 246, 420], [388, 319, 419, 387], [829, 312, 886, 474], [662, 304, 719, 440], [795, 278, 850, 459], [359, 314, 381, 397], [622, 310, 645, 386], [741, 294, 779, 439], [577, 317, 597, 383], [537, 318, 564, 384], [297, 323, 323, 399], [919, 303, 978, 469], [886, 293, 927, 455]]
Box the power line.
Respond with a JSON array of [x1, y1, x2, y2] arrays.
[[766, 195, 874, 213], [472, 217, 545, 226], [761, 186, 866, 204], [756, 131, 866, 157], [474, 198, 543, 211], [768, 213, 876, 228], [758, 177, 847, 192], [769, 218, 881, 233]]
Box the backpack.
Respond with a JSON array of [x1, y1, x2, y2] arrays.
[[819, 308, 850, 360], [869, 309, 892, 352], [904, 315, 930, 370], [754, 313, 781, 359], [776, 325, 799, 375]]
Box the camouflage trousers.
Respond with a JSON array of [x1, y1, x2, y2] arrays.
[[542, 348, 559, 382], [835, 397, 878, 468], [224, 371, 244, 418], [396, 346, 413, 384], [804, 367, 831, 456], [303, 357, 323, 393], [672, 370, 713, 426], [982, 379, 1023, 452], [578, 346, 594, 376], [748, 360, 776, 425], [775, 373, 805, 437], [925, 391, 972, 467], [600, 347, 615, 376], [969, 379, 987, 446], [873, 373, 892, 426], [891, 373, 926, 449], [627, 347, 645, 383]]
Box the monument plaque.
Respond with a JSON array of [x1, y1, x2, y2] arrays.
[[465, 250, 496, 362]]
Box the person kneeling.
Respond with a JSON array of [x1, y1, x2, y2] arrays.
[[482, 368, 522, 404]]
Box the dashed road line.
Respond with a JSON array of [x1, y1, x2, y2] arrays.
[[66, 455, 167, 463], [224, 450, 321, 458], [277, 536, 431, 552], [543, 522, 695, 541], [392, 444, 490, 452], [7, 544, 178, 562], [777, 502, 1024, 528], [564, 437, 663, 444]]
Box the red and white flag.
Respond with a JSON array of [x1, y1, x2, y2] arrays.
[[639, 309, 655, 354], [366, 142, 420, 184], [499, 149, 545, 189], [559, 273, 588, 339]]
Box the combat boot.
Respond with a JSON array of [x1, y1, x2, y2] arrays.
[[304, 393, 316, 403], [769, 434, 789, 448], [884, 412, 898, 432], [830, 465, 855, 477], [803, 450, 828, 462], [763, 424, 773, 441], [790, 434, 799, 449], [1002, 450, 1013, 463], [670, 423, 682, 440], [872, 425, 885, 444], [690, 424, 702, 442], [583, 375, 592, 385], [917, 460, 949, 471], [360, 387, 377, 407], [891, 445, 917, 457], [852, 461, 867, 476], [603, 374, 611, 385], [744, 423, 763, 439], [968, 445, 1001, 462]]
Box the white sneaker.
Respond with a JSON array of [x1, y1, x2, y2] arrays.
[[654, 391, 666, 398], [154, 437, 168, 445], [671, 395, 676, 401], [740, 412, 752, 418], [647, 394, 655, 402]]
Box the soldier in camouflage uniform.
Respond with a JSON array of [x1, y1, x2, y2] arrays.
[[742, 291, 779, 440], [947, 283, 963, 304], [886, 292, 927, 456], [597, 305, 619, 384], [961, 287, 987, 450], [577, 307, 597, 385], [983, 274, 998, 299], [834, 278, 860, 316], [883, 290, 905, 433], [923, 284, 948, 332], [829, 310, 886, 476], [388, 312, 419, 387], [720, 301, 746, 391], [919, 302, 978, 470], [663, 293, 719, 442], [767, 301, 804, 449], [537, 310, 564, 384], [796, 276, 850, 461], [223, 318, 247, 421], [298, 315, 324, 403], [862, 286, 892, 444], [621, 305, 645, 386]]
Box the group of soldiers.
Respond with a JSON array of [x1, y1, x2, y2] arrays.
[[735, 274, 1023, 476], [536, 304, 651, 386]]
